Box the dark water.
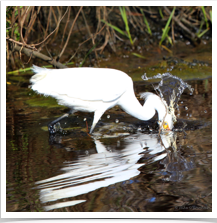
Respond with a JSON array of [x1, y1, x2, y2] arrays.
[[6, 41, 212, 212], [6, 58, 212, 212]]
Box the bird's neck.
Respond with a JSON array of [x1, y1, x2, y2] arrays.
[[143, 94, 167, 122], [118, 90, 167, 121]]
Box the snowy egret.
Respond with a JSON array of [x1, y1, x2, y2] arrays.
[[30, 65, 173, 134]]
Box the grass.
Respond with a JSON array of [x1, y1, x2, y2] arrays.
[[140, 9, 152, 35], [101, 7, 135, 45], [7, 62, 74, 74], [79, 44, 97, 67], [159, 7, 176, 46], [132, 53, 146, 59], [201, 6, 209, 29], [119, 7, 134, 45], [196, 7, 210, 38]]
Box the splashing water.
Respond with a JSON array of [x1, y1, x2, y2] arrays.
[[142, 73, 194, 123]]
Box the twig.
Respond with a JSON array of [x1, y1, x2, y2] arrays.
[[57, 6, 83, 61], [34, 6, 69, 47], [164, 6, 196, 39], [24, 7, 37, 43], [44, 6, 52, 40], [13, 44, 67, 68], [81, 8, 98, 62], [172, 19, 175, 43], [66, 24, 106, 63], [18, 6, 31, 45], [6, 37, 37, 50], [51, 6, 61, 43], [96, 6, 110, 52], [61, 6, 71, 47]]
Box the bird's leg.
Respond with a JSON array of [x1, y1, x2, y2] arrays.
[[85, 120, 89, 133], [85, 120, 92, 137], [48, 112, 72, 134], [89, 110, 104, 134]]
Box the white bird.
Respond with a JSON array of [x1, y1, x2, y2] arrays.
[[30, 65, 173, 134]]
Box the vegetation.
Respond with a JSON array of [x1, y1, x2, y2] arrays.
[[6, 6, 212, 71]]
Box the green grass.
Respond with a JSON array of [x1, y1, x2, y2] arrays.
[[140, 9, 152, 35], [79, 44, 97, 67], [159, 7, 176, 46], [101, 6, 135, 45], [132, 53, 146, 59], [7, 62, 74, 74], [119, 7, 134, 45]]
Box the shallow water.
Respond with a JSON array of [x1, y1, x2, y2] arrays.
[[6, 53, 212, 212]]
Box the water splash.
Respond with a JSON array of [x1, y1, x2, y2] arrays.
[[142, 73, 194, 123]]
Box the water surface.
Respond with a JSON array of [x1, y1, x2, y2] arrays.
[[6, 53, 212, 212]]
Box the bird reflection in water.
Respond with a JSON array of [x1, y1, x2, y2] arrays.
[[35, 132, 194, 211]]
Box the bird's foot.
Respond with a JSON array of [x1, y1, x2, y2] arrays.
[[48, 124, 57, 134], [48, 122, 64, 134]]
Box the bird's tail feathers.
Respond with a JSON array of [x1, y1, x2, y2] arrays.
[[31, 64, 47, 74], [30, 65, 48, 84]]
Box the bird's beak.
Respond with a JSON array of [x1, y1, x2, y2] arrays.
[[163, 122, 170, 130]]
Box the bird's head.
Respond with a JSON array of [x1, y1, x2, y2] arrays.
[[158, 112, 174, 131]]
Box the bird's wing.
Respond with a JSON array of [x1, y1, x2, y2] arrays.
[[31, 67, 132, 102]]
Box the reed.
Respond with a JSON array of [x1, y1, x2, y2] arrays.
[[140, 9, 152, 35], [159, 7, 176, 46], [201, 6, 209, 29], [119, 7, 134, 45]]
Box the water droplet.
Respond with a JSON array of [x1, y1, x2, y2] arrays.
[[185, 106, 188, 110], [181, 101, 183, 104], [186, 114, 188, 116], [204, 110, 207, 113], [107, 115, 110, 119], [115, 119, 119, 123], [117, 141, 120, 147], [189, 114, 192, 117]]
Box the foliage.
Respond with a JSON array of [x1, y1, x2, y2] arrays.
[[119, 6, 134, 45], [101, 6, 135, 45], [140, 9, 152, 35], [6, 6, 23, 41], [6, 6, 212, 70], [159, 7, 175, 46]]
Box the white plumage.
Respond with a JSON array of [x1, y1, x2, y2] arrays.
[[30, 65, 173, 134]]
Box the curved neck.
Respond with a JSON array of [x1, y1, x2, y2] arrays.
[[118, 91, 167, 121], [143, 93, 167, 121]]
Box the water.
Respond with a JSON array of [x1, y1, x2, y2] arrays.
[[35, 132, 176, 211], [6, 77, 212, 212], [6, 57, 212, 212], [142, 72, 194, 123]]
